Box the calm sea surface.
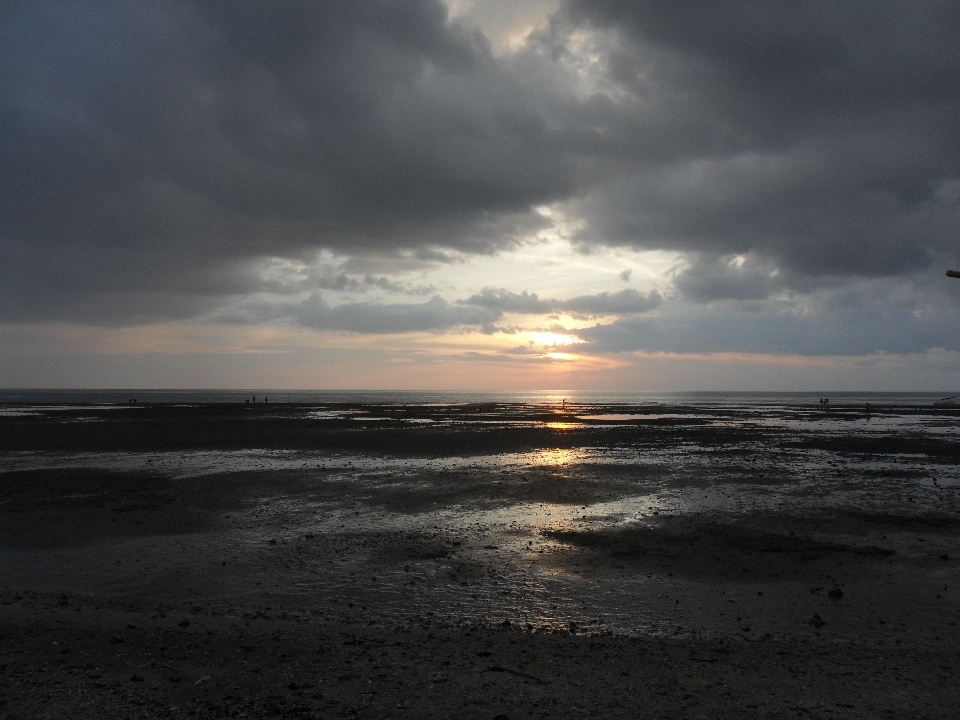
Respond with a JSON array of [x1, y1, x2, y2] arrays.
[[0, 388, 955, 406]]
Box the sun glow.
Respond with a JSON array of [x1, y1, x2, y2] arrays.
[[529, 332, 580, 346]]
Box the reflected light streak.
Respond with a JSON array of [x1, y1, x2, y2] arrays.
[[524, 447, 580, 466]]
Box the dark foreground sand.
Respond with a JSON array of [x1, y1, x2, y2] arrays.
[[4, 591, 960, 720], [3, 402, 960, 718]]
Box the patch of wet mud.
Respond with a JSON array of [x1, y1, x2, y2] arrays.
[[358, 530, 457, 564], [842, 509, 960, 533], [0, 467, 363, 549], [782, 434, 960, 461], [540, 517, 897, 582], [0, 469, 200, 549]]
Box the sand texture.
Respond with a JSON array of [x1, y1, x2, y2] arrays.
[[2, 401, 960, 718]]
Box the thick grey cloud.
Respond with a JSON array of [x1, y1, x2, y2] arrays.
[[223, 294, 499, 334], [459, 289, 555, 314], [460, 287, 662, 316], [671, 253, 795, 303], [256, 264, 437, 296], [562, 288, 662, 316], [574, 307, 960, 357], [0, 0, 575, 322], [294, 295, 500, 334], [217, 285, 661, 335], [572, 278, 960, 356], [2, 0, 958, 360], [557, 0, 960, 292]]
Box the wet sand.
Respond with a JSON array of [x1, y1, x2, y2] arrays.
[[2, 401, 960, 718]]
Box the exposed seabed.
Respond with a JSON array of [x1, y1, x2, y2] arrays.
[[2, 401, 960, 717]]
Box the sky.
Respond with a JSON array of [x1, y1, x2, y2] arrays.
[[2, 0, 960, 391]]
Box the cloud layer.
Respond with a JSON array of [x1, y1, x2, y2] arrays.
[[1, 0, 576, 321], [561, 0, 960, 291], [462, 288, 662, 317], [2, 0, 959, 363]]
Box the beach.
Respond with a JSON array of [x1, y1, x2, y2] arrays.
[[2, 398, 960, 717]]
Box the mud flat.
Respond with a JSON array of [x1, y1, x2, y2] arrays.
[[2, 401, 960, 718]]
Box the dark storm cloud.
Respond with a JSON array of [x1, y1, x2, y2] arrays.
[[459, 287, 662, 316], [3, 0, 959, 342], [0, 0, 575, 322], [559, 0, 960, 291]]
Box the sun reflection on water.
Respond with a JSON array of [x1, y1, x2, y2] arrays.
[[545, 421, 580, 430], [524, 447, 580, 466]]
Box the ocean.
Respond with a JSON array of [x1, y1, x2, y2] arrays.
[[0, 388, 955, 406]]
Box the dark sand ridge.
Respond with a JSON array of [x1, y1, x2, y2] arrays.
[[3, 403, 960, 718]]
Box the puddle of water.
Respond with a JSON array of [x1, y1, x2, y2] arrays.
[[0, 405, 140, 419], [306, 410, 358, 419]]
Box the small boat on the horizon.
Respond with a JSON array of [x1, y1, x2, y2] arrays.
[[934, 396, 958, 407]]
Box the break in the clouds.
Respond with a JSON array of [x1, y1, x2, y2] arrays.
[[462, 288, 662, 317], [2, 0, 959, 364]]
